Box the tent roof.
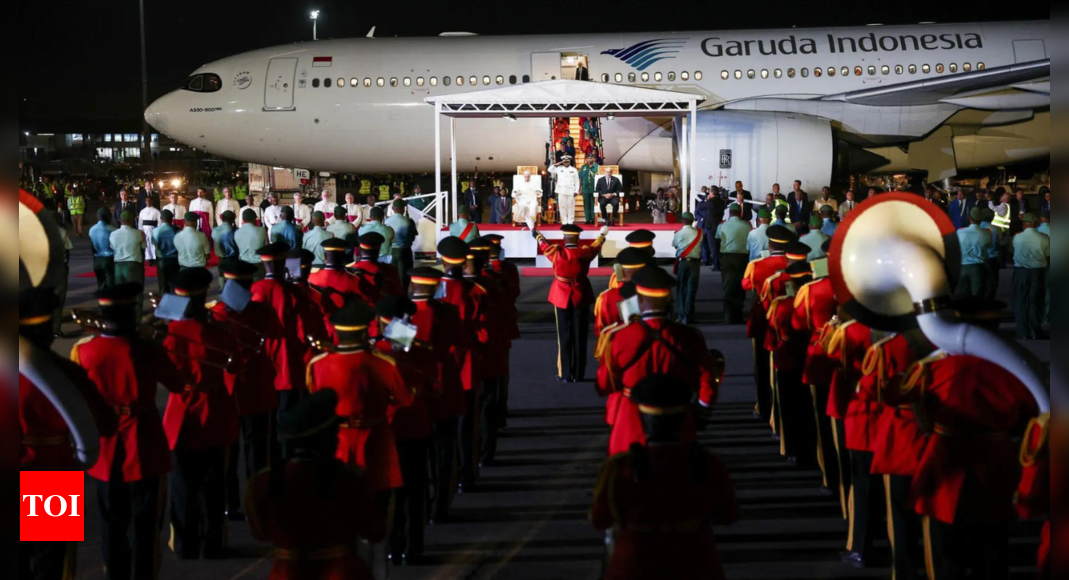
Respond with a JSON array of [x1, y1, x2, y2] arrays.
[[425, 80, 704, 118]]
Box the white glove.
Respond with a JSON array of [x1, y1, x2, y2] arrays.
[[525, 218, 535, 231], [600, 226, 610, 237]]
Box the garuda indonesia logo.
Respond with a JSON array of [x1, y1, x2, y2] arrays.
[[601, 39, 688, 71]]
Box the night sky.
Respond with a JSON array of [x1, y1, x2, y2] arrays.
[[19, 0, 1046, 128]]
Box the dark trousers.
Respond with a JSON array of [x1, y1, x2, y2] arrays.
[[554, 305, 590, 381], [430, 419, 459, 521], [225, 413, 272, 515], [810, 385, 840, 493], [96, 469, 163, 580], [984, 257, 1001, 299], [480, 378, 505, 464], [20, 541, 75, 580], [458, 390, 481, 487], [391, 247, 414, 288], [701, 227, 720, 269], [157, 257, 180, 296], [114, 261, 145, 287], [582, 192, 596, 224], [170, 446, 226, 560], [720, 253, 748, 324], [599, 197, 620, 226], [956, 264, 985, 298], [277, 391, 301, 460], [53, 266, 69, 335], [924, 517, 1009, 580], [94, 256, 115, 293], [391, 438, 429, 558], [847, 451, 884, 559], [676, 259, 700, 324], [885, 475, 923, 580], [1013, 267, 1046, 339], [753, 339, 773, 423], [778, 368, 817, 466]]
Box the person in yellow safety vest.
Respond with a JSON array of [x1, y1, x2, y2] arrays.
[[68, 184, 87, 238], [377, 183, 392, 202], [213, 185, 226, 203], [234, 180, 249, 205], [359, 178, 372, 196]]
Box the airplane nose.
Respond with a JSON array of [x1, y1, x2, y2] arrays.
[[144, 92, 176, 134]]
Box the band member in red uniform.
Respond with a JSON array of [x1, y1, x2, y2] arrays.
[[407, 266, 466, 524], [374, 296, 432, 565], [245, 389, 387, 580], [590, 375, 740, 580], [161, 267, 240, 560], [468, 238, 509, 466], [484, 234, 520, 423], [252, 243, 304, 416], [309, 238, 373, 312], [73, 283, 186, 580], [596, 267, 721, 455], [766, 260, 818, 466], [20, 286, 115, 580], [1016, 413, 1053, 580], [887, 300, 1039, 580], [212, 261, 281, 521], [791, 242, 841, 495], [437, 237, 488, 492], [742, 225, 796, 423], [289, 248, 330, 376], [347, 233, 404, 301], [306, 301, 414, 502], [535, 224, 608, 382], [860, 329, 932, 579], [607, 229, 656, 289], [595, 248, 651, 337]]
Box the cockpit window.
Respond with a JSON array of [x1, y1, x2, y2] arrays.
[[183, 74, 223, 93]]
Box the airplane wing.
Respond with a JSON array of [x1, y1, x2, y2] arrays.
[[819, 59, 1049, 107]]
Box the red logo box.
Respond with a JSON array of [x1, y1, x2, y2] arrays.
[[20, 471, 85, 542]]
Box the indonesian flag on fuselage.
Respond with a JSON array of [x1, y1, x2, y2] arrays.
[[313, 57, 333, 68]]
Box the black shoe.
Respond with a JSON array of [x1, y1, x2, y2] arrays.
[[556, 376, 568, 383], [772, 433, 781, 442], [840, 551, 865, 568]]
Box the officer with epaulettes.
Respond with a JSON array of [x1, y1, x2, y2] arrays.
[[466, 237, 509, 467], [485, 234, 521, 422]]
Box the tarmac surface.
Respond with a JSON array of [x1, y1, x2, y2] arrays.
[[52, 230, 1048, 580]]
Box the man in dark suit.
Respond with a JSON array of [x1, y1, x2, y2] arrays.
[[575, 60, 590, 81], [113, 188, 138, 226], [948, 190, 974, 230], [595, 168, 624, 226], [789, 189, 812, 224], [466, 183, 482, 223], [732, 181, 753, 222], [137, 181, 161, 213], [699, 190, 727, 269], [791, 180, 809, 204]]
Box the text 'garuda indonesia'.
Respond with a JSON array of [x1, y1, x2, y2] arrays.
[[701, 32, 984, 57]]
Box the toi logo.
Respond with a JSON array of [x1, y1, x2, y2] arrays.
[[20, 472, 85, 542]]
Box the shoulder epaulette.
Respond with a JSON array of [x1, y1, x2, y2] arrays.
[[372, 350, 397, 367], [305, 352, 332, 389], [826, 319, 857, 364], [793, 281, 813, 311], [761, 272, 783, 302], [70, 335, 97, 365], [743, 260, 757, 285], [595, 321, 630, 360], [206, 301, 219, 309], [900, 351, 949, 397]]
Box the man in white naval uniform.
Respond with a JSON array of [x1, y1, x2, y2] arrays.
[[548, 155, 580, 225]]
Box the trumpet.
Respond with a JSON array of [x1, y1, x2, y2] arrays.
[[307, 334, 340, 354], [70, 309, 234, 372]]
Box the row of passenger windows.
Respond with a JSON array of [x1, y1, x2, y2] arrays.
[[601, 71, 704, 84], [311, 74, 532, 89], [719, 62, 985, 80]]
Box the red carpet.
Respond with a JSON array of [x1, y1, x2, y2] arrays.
[[523, 267, 614, 278], [77, 254, 221, 279], [452, 223, 679, 232]]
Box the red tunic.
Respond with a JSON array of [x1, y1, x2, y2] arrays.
[[306, 348, 414, 492], [441, 277, 488, 393], [596, 317, 719, 455], [412, 298, 466, 420], [742, 255, 788, 340], [293, 283, 331, 381], [473, 275, 509, 381], [537, 239, 603, 309], [861, 335, 928, 477], [308, 269, 371, 312], [375, 340, 433, 442], [824, 321, 873, 422], [349, 259, 404, 302], [252, 279, 304, 393], [790, 278, 839, 387], [161, 318, 240, 451], [211, 302, 281, 417], [594, 286, 624, 337], [899, 355, 1038, 525], [490, 259, 521, 345], [245, 460, 386, 580], [590, 444, 740, 580], [72, 336, 184, 482]]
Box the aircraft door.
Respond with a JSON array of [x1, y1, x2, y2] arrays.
[[265, 58, 298, 111], [1013, 40, 1046, 63], [531, 52, 562, 81]]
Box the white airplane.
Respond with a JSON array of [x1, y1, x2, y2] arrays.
[[145, 21, 1049, 192]]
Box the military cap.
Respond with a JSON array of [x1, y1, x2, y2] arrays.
[[161, 209, 175, 222], [98, 283, 144, 309], [376, 295, 417, 321], [19, 287, 55, 326], [561, 155, 574, 161], [330, 300, 376, 332], [221, 210, 236, 222], [625, 229, 656, 248], [632, 267, 675, 299], [469, 237, 495, 251], [619, 281, 638, 300], [786, 260, 813, 278], [630, 374, 694, 416], [728, 203, 742, 214], [438, 236, 470, 265], [616, 247, 652, 270], [981, 208, 996, 223], [289, 248, 316, 267], [819, 205, 835, 216], [758, 208, 772, 219], [277, 389, 339, 442], [766, 225, 797, 245], [257, 242, 291, 261], [409, 266, 445, 286], [809, 215, 823, 228], [358, 232, 386, 250], [457, 205, 471, 217], [484, 234, 506, 246], [172, 267, 213, 297], [184, 213, 200, 224], [561, 224, 583, 235], [969, 206, 984, 222], [681, 212, 695, 223], [785, 242, 812, 262], [220, 260, 259, 281], [320, 238, 348, 253], [1022, 213, 1038, 224]]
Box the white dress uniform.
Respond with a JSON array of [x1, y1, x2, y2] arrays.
[[162, 203, 187, 224], [189, 197, 216, 228], [264, 205, 284, 229], [293, 203, 313, 229], [548, 164, 580, 225], [138, 206, 162, 261], [512, 183, 542, 226], [342, 204, 364, 228], [314, 200, 339, 225], [215, 198, 240, 225], [361, 204, 375, 224], [238, 205, 263, 227]]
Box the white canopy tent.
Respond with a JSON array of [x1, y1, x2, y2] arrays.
[[425, 80, 706, 225]]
